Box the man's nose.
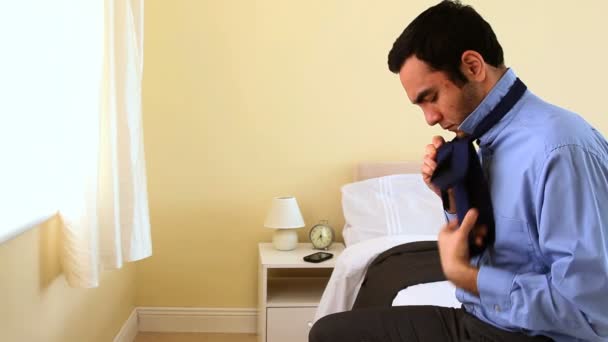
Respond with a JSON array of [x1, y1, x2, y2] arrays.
[[423, 108, 441, 126]]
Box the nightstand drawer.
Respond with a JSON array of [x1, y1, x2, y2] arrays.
[[267, 307, 316, 342]]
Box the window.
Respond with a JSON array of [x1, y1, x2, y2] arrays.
[[0, 1, 103, 243]]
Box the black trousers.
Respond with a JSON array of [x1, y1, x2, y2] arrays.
[[309, 241, 552, 341], [309, 305, 552, 342]]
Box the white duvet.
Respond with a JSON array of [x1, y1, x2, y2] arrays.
[[314, 235, 461, 323]]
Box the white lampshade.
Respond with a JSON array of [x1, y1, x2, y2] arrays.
[[264, 196, 305, 251], [264, 196, 305, 229]]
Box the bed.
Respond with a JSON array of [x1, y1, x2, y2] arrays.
[[313, 162, 461, 323]]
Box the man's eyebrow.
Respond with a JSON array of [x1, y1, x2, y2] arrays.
[[412, 88, 434, 104]]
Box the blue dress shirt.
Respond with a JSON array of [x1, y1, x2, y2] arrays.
[[452, 69, 608, 341]]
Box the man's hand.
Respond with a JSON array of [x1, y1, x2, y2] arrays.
[[438, 208, 481, 295], [422, 135, 456, 213]]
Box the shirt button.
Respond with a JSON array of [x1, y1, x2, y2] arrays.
[[494, 304, 501, 312]]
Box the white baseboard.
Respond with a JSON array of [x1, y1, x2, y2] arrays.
[[113, 308, 139, 342], [137, 307, 258, 334]]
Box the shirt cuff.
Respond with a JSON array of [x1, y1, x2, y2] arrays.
[[478, 265, 515, 311], [444, 211, 458, 223]]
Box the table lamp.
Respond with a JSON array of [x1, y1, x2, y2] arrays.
[[264, 196, 305, 251]]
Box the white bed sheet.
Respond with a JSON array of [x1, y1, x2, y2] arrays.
[[314, 235, 461, 323]]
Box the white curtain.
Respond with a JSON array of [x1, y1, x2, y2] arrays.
[[59, 0, 152, 288]]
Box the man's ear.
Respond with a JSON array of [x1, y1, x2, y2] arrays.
[[460, 50, 486, 82]]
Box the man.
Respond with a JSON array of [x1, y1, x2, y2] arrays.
[[309, 1, 608, 341]]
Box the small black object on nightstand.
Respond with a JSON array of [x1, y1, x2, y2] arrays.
[[303, 252, 333, 263]]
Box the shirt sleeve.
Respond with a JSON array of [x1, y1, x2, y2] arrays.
[[477, 145, 608, 340]]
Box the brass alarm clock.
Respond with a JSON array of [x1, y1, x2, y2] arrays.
[[309, 220, 335, 250]]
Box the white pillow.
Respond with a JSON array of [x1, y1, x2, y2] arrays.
[[341, 174, 446, 246]]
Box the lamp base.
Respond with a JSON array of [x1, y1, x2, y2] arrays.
[[272, 229, 298, 251]]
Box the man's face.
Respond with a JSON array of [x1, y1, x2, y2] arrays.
[[399, 55, 482, 135]]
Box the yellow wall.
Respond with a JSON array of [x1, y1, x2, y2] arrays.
[[0, 217, 135, 342], [138, 0, 608, 308]]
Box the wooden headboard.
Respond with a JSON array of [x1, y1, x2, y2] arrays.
[[354, 161, 420, 181]]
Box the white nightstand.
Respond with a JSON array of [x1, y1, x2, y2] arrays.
[[257, 242, 345, 342]]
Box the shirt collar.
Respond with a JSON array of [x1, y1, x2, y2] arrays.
[[458, 68, 518, 141]]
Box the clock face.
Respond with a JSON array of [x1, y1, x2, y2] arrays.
[[310, 224, 334, 249]]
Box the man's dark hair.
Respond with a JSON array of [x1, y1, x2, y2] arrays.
[[388, 0, 504, 85]]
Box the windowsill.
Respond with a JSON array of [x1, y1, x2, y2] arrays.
[[0, 211, 58, 245]]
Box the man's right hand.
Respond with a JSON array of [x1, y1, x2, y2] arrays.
[[422, 135, 456, 213]]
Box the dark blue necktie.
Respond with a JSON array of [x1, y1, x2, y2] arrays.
[[431, 78, 527, 257]]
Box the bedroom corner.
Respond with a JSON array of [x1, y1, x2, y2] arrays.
[[1, 0, 607, 342], [0, 217, 136, 342]]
